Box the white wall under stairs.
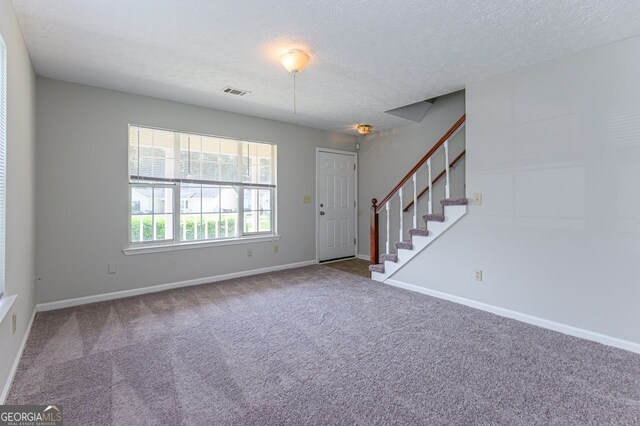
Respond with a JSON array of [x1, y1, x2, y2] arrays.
[[371, 205, 467, 282]]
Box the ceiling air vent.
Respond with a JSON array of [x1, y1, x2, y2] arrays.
[[222, 86, 251, 97]]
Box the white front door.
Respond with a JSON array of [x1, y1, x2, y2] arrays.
[[317, 150, 356, 262]]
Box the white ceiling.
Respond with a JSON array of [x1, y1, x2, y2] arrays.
[[12, 0, 640, 133]]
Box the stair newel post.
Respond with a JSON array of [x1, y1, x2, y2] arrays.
[[427, 158, 433, 214], [385, 202, 390, 254], [398, 188, 404, 243], [444, 140, 450, 199], [370, 199, 379, 266], [412, 173, 418, 229]]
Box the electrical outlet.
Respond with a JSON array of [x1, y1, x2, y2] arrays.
[[12, 312, 17, 334], [273, 244, 279, 254], [474, 269, 483, 282], [247, 248, 253, 257], [473, 193, 482, 205]]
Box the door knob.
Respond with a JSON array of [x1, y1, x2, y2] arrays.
[[320, 211, 325, 215]]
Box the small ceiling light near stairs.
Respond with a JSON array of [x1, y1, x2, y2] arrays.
[[279, 49, 311, 114], [357, 124, 373, 135]]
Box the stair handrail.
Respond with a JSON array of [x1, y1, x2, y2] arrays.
[[402, 149, 466, 212], [370, 114, 466, 264]]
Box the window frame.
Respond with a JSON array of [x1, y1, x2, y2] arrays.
[[0, 35, 6, 300], [126, 124, 277, 250], [128, 182, 176, 244], [241, 187, 275, 236]]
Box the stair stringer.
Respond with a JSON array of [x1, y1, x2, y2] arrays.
[[371, 205, 467, 282]]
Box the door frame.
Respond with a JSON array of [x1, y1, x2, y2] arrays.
[[315, 147, 358, 263]]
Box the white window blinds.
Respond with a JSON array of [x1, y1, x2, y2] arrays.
[[0, 36, 6, 298], [128, 126, 276, 187]]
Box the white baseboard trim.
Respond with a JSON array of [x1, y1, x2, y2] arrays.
[[385, 279, 640, 355], [356, 254, 370, 261], [37, 260, 318, 312], [1, 307, 36, 404]]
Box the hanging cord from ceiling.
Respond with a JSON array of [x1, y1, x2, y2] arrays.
[[293, 73, 297, 114]]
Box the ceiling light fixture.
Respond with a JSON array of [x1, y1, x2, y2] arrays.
[[279, 49, 310, 114], [357, 124, 373, 135]]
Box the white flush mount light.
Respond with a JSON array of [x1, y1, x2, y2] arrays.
[[279, 49, 311, 113], [279, 49, 310, 74]]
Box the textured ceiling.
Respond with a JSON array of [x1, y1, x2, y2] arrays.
[[11, 0, 640, 133]]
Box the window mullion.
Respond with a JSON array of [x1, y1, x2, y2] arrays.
[[174, 183, 180, 243], [238, 185, 244, 237], [173, 133, 181, 244], [173, 132, 181, 179], [272, 145, 277, 235], [271, 188, 275, 234], [237, 141, 244, 238], [151, 185, 156, 241], [199, 184, 203, 240]]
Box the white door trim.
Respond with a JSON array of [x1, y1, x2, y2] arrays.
[[315, 147, 358, 262]]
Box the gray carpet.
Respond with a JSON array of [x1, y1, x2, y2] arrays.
[[7, 265, 640, 425]]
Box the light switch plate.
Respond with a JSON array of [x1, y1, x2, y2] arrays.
[[108, 263, 117, 274], [303, 195, 312, 203], [473, 193, 482, 205]]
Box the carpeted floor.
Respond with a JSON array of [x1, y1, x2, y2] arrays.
[[7, 266, 640, 425]]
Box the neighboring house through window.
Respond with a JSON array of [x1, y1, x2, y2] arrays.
[[128, 125, 276, 246]]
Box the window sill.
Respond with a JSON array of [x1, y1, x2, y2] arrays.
[[0, 294, 17, 325], [123, 234, 281, 256]]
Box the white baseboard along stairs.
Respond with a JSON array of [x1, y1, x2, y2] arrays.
[[370, 198, 467, 282]]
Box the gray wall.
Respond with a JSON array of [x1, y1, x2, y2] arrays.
[[357, 92, 466, 257], [35, 78, 355, 303], [394, 34, 640, 345], [0, 0, 37, 398]]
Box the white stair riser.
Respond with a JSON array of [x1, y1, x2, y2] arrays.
[[371, 271, 386, 281]]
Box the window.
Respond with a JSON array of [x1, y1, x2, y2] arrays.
[[0, 36, 6, 298], [128, 125, 276, 247]]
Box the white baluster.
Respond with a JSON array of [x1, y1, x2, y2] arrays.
[[412, 173, 418, 229], [385, 203, 390, 254], [398, 188, 404, 242], [444, 140, 450, 199], [444, 140, 451, 199], [427, 158, 433, 214]]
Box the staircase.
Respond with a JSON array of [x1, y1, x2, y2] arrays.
[[369, 115, 467, 282]]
